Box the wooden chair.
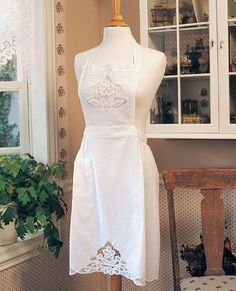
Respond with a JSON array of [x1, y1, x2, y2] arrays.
[[163, 168, 236, 291]]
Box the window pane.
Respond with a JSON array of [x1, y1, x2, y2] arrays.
[[149, 29, 177, 76], [0, 55, 17, 81], [229, 76, 236, 124], [181, 76, 210, 124], [0, 90, 20, 148], [149, 0, 176, 28], [179, 0, 209, 24], [150, 78, 178, 124], [180, 27, 210, 75], [0, 0, 33, 81], [0, 1, 17, 80], [228, 0, 236, 19]]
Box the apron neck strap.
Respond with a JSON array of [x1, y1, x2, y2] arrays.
[[84, 37, 141, 70]]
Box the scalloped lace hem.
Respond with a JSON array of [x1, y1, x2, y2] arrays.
[[69, 241, 159, 287], [69, 268, 158, 287]]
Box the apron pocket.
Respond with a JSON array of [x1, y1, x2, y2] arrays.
[[73, 159, 94, 198]]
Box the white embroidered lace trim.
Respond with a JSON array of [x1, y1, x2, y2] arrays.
[[0, 38, 16, 66], [87, 76, 127, 112], [73, 241, 159, 286], [80, 241, 130, 277]]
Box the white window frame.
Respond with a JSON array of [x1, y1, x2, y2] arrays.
[[0, 81, 29, 155]]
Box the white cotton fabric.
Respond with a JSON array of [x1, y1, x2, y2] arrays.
[[69, 39, 160, 286]]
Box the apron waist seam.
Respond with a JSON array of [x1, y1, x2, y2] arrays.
[[83, 124, 147, 143]]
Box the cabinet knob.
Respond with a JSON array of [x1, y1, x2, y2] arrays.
[[219, 40, 224, 49], [210, 39, 215, 48]]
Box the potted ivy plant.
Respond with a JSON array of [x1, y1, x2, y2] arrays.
[[0, 154, 67, 257]]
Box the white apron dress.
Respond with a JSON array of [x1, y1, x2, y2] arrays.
[[70, 39, 160, 286]]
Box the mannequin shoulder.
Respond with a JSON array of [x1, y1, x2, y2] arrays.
[[139, 46, 167, 78], [74, 47, 98, 82], [140, 45, 167, 67], [74, 47, 97, 71]]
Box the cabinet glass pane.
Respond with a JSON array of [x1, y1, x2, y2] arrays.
[[228, 2, 236, 124], [229, 76, 236, 124], [181, 76, 210, 124], [180, 28, 210, 75], [149, 0, 176, 28], [179, 0, 209, 24], [228, 25, 236, 72], [150, 78, 178, 124], [149, 30, 177, 76], [228, 0, 236, 19], [0, 90, 20, 148]]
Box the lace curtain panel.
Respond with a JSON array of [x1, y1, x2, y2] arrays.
[[0, 0, 33, 80]]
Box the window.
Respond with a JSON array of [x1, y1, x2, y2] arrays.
[[0, 0, 55, 162], [0, 0, 59, 270], [0, 82, 29, 154], [0, 0, 30, 154]]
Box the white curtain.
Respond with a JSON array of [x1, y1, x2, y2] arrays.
[[0, 0, 33, 80]]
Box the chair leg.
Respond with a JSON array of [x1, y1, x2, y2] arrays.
[[167, 190, 181, 291]]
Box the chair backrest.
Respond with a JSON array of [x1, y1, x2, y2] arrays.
[[163, 168, 236, 291]]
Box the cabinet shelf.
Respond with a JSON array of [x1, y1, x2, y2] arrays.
[[179, 22, 209, 31], [163, 75, 177, 79], [147, 133, 236, 139], [180, 73, 210, 80], [164, 74, 210, 79], [228, 21, 236, 27], [148, 26, 176, 33], [148, 22, 209, 33], [228, 18, 236, 23]]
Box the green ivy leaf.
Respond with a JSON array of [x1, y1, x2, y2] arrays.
[[50, 162, 65, 179], [18, 188, 31, 206], [28, 187, 37, 200], [47, 238, 63, 258], [16, 219, 27, 240], [39, 189, 49, 204], [38, 180, 47, 190], [1, 206, 16, 225], [20, 159, 32, 172], [55, 204, 65, 220], [2, 159, 20, 178], [0, 175, 6, 191], [36, 211, 47, 226], [26, 216, 35, 233], [0, 192, 10, 205], [45, 182, 55, 194]]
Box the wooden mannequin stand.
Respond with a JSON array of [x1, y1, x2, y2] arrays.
[[111, 274, 122, 291], [108, 0, 127, 27], [109, 2, 125, 290]]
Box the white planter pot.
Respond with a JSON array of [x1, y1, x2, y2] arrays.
[[0, 203, 18, 246]]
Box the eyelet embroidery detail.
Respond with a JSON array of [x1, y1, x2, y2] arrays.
[[80, 241, 130, 277], [87, 76, 127, 112]]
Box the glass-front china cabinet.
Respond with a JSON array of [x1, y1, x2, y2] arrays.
[[140, 0, 236, 138]]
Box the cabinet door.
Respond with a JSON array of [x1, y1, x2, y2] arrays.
[[218, 0, 236, 133], [140, 0, 219, 137]]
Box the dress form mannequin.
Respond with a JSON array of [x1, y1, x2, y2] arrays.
[[73, 2, 166, 290]]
